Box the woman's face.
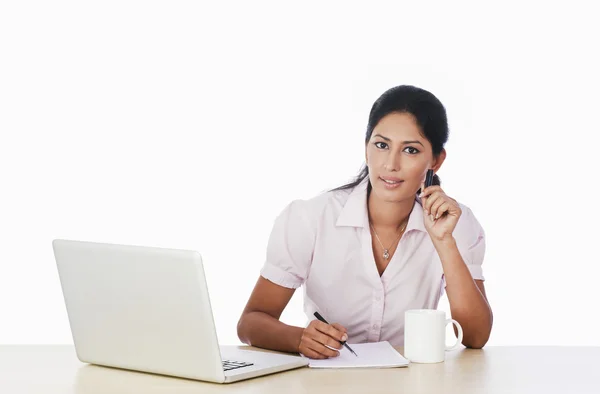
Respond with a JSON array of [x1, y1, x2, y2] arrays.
[[365, 112, 444, 203]]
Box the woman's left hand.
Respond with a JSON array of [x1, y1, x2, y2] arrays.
[[419, 183, 461, 242]]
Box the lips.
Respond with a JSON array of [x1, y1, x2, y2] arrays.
[[379, 177, 404, 190], [380, 176, 403, 184]]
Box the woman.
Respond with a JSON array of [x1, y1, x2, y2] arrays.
[[237, 85, 493, 359]]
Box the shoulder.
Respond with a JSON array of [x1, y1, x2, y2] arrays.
[[453, 201, 485, 249], [275, 186, 355, 229]]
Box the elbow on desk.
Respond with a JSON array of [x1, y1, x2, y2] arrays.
[[463, 338, 488, 349], [455, 308, 493, 350], [462, 328, 491, 349], [236, 314, 252, 346]]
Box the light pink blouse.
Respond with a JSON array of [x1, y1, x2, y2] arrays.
[[260, 177, 486, 346]]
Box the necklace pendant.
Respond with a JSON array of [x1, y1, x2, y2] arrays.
[[383, 249, 390, 260]]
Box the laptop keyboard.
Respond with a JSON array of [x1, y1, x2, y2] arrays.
[[222, 359, 254, 371]]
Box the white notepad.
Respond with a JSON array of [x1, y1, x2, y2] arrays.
[[306, 341, 410, 368]]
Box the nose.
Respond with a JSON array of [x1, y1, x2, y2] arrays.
[[384, 152, 401, 172]]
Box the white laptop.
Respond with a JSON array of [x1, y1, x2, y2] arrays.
[[52, 239, 308, 383]]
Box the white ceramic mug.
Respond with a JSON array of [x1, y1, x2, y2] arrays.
[[404, 309, 463, 363]]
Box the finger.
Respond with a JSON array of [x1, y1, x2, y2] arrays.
[[435, 202, 451, 219], [423, 190, 443, 215], [430, 198, 448, 219], [306, 338, 340, 358], [420, 185, 442, 199], [438, 201, 461, 218], [313, 320, 333, 335], [331, 323, 348, 335], [315, 321, 347, 343], [311, 329, 343, 350], [299, 333, 326, 359], [299, 345, 327, 359]]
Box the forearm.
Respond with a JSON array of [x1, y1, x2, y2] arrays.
[[237, 311, 305, 354], [433, 237, 493, 348]]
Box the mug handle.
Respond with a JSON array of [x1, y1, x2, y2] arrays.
[[445, 319, 463, 351]]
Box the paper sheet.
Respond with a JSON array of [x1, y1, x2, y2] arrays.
[[306, 341, 410, 368]]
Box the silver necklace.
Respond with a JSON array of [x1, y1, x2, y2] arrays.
[[370, 220, 408, 260]]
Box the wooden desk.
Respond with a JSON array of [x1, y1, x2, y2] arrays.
[[1, 345, 599, 393]]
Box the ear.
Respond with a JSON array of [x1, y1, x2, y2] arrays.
[[432, 148, 446, 173]]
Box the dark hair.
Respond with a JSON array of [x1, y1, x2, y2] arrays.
[[332, 85, 449, 194]]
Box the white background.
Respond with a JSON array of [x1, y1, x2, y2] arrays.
[[1, 1, 599, 346]]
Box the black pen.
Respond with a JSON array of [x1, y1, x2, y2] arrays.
[[313, 311, 358, 357]]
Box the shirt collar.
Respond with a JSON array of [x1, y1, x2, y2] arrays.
[[335, 177, 427, 233]]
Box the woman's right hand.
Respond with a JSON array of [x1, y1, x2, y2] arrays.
[[298, 320, 348, 359]]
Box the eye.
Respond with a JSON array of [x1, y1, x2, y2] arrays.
[[404, 146, 420, 154], [375, 142, 388, 149]]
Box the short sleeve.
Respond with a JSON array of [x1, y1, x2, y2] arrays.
[[453, 204, 486, 281], [259, 200, 316, 289]]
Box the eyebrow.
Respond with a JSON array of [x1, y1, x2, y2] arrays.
[[373, 134, 424, 146]]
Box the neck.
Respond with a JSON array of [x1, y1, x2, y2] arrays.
[[367, 190, 414, 230]]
